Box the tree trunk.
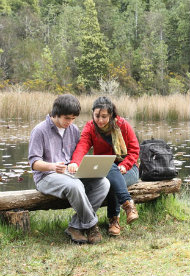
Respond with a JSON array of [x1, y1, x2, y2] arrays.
[[0, 210, 30, 232]]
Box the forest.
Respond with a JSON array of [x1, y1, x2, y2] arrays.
[[0, 0, 190, 96]]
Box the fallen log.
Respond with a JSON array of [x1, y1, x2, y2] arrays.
[[0, 178, 182, 231], [0, 178, 182, 211]]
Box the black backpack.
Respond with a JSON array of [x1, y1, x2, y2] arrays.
[[139, 139, 178, 181]]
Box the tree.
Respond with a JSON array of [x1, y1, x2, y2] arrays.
[[8, 0, 40, 13], [176, 0, 190, 72], [75, 0, 109, 91], [55, 5, 84, 81], [109, 0, 147, 93], [136, 2, 169, 94], [0, 0, 11, 15], [33, 45, 57, 85], [0, 48, 4, 78], [10, 38, 44, 81]]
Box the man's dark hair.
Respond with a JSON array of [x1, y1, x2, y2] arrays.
[[51, 94, 81, 117]]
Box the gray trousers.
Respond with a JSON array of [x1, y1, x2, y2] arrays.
[[36, 173, 110, 230]]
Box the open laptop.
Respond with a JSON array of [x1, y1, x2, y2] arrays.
[[65, 155, 116, 178]]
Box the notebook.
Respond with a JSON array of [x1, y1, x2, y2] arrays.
[[65, 155, 116, 178]]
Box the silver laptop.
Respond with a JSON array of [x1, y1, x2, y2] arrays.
[[65, 155, 116, 178]]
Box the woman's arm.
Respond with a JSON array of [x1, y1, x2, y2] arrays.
[[71, 121, 93, 165]]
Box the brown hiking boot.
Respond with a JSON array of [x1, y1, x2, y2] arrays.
[[108, 216, 120, 236], [86, 224, 102, 244], [122, 200, 139, 224], [65, 227, 88, 244]]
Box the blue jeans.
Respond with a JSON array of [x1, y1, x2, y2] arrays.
[[106, 163, 139, 218]]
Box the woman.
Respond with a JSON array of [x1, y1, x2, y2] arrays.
[[68, 96, 139, 236]]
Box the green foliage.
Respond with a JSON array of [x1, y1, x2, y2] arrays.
[[75, 0, 109, 91], [9, 39, 44, 81], [0, 0, 190, 95], [55, 5, 84, 82], [139, 57, 155, 92], [168, 75, 185, 94], [137, 194, 190, 224], [33, 46, 56, 83], [8, 0, 40, 13], [0, 0, 11, 15]]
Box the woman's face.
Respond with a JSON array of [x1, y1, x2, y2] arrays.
[[93, 108, 111, 129]]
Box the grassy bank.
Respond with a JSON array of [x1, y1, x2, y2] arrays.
[[0, 91, 189, 121], [0, 195, 190, 276]]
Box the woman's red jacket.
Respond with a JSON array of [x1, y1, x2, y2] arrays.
[[71, 116, 140, 171]]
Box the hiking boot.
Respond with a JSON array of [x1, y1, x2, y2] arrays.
[[122, 200, 139, 224], [65, 227, 88, 244], [86, 224, 102, 244], [108, 216, 120, 236]]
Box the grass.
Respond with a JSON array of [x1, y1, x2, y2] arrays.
[[0, 195, 190, 276], [135, 94, 190, 121], [0, 91, 189, 121]]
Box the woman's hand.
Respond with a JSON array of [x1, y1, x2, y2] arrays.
[[68, 163, 79, 174], [118, 165, 126, 174], [55, 162, 67, 174]]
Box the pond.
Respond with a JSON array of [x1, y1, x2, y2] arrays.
[[0, 116, 190, 192]]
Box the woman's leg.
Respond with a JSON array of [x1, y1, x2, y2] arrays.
[[106, 163, 131, 218], [123, 164, 139, 187], [107, 164, 139, 218]]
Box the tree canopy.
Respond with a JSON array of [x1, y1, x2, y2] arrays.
[[0, 0, 190, 95]]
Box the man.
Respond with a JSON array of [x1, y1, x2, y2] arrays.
[[28, 94, 110, 244]]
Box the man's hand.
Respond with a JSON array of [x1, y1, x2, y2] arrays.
[[55, 162, 67, 174], [67, 163, 79, 174], [118, 165, 126, 174]]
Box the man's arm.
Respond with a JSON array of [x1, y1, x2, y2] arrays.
[[32, 160, 55, 171], [29, 127, 67, 174], [33, 160, 67, 174]]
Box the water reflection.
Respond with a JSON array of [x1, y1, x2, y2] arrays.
[[0, 116, 190, 191]]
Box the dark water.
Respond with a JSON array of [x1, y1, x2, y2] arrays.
[[0, 117, 189, 191]]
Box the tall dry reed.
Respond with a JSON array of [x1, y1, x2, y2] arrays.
[[135, 94, 190, 121], [0, 91, 56, 120], [0, 91, 189, 121]]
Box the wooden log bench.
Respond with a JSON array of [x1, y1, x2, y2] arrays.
[[0, 178, 182, 232]]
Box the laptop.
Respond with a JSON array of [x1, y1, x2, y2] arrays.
[[65, 155, 116, 178]]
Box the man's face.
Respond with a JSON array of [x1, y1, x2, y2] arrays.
[[54, 114, 77, 128]]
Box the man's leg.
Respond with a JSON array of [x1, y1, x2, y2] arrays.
[[82, 177, 110, 244], [36, 173, 104, 242], [69, 177, 110, 228], [83, 177, 110, 212]]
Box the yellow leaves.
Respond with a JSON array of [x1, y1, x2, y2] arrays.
[[23, 80, 74, 94], [0, 79, 11, 90], [23, 79, 47, 91], [55, 83, 73, 95], [109, 64, 129, 79]]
